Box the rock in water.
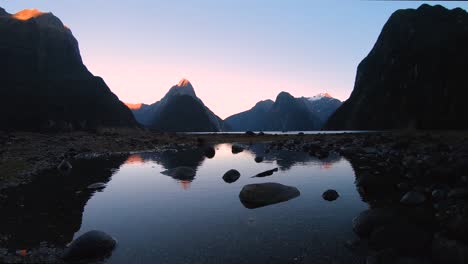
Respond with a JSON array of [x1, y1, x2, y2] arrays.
[[231, 144, 244, 154], [400, 191, 426, 205], [203, 146, 216, 159], [239, 182, 300, 209], [222, 169, 241, 183], [62, 230, 116, 261], [253, 168, 279, 178], [322, 189, 339, 201], [254, 156, 264, 163], [87, 182, 106, 190], [161, 167, 196, 180], [352, 209, 397, 238]]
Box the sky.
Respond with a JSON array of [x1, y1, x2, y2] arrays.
[[2, 1, 468, 118]]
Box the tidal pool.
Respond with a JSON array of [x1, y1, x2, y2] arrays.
[[0, 143, 368, 263]]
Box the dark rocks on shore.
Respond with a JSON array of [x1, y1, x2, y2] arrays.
[[322, 189, 339, 201], [223, 169, 241, 183], [352, 209, 397, 238], [447, 188, 468, 199], [161, 166, 196, 180], [369, 223, 431, 252], [239, 182, 300, 209], [232, 144, 244, 154], [245, 131, 256, 136], [400, 191, 426, 206], [62, 230, 116, 261], [252, 168, 279, 178]]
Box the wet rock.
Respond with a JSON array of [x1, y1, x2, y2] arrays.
[[161, 167, 196, 180], [239, 182, 300, 209], [432, 189, 447, 201], [252, 168, 279, 178], [353, 209, 397, 238], [223, 169, 240, 183], [204, 146, 216, 159], [87, 182, 106, 190], [322, 189, 339, 201], [448, 188, 468, 199], [57, 159, 72, 171], [62, 230, 116, 261], [400, 191, 426, 206], [254, 156, 264, 163], [232, 144, 244, 154]]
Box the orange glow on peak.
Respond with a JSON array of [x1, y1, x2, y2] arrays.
[[13, 9, 46, 21], [320, 162, 333, 170], [178, 78, 191, 87], [125, 103, 143, 110]]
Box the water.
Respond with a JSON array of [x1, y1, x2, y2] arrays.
[[187, 130, 375, 135], [0, 143, 368, 264]]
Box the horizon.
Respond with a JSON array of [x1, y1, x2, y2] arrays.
[[2, 1, 468, 118]]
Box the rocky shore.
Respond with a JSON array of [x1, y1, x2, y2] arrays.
[[1, 129, 468, 263]]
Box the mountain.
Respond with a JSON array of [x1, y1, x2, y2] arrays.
[[127, 79, 227, 132], [224, 92, 322, 131], [0, 8, 136, 131], [325, 4, 468, 130], [300, 93, 342, 122]]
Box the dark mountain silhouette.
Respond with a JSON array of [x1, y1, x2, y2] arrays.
[[300, 93, 342, 122], [325, 4, 468, 130], [0, 8, 136, 131], [127, 79, 227, 132], [225, 92, 335, 131], [223, 100, 274, 131]]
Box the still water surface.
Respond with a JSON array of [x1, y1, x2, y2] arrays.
[[1, 143, 368, 263]]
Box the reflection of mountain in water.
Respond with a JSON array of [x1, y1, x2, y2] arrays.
[[0, 156, 128, 250], [246, 144, 342, 171], [132, 147, 207, 189]]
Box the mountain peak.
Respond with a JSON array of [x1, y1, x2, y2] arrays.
[[178, 78, 192, 87], [13, 9, 46, 21], [309, 93, 333, 101]]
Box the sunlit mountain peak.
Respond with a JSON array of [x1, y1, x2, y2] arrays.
[[13, 8, 46, 20], [177, 78, 192, 87], [125, 103, 143, 110]]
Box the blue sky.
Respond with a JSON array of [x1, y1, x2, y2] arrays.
[[2, 1, 468, 118]]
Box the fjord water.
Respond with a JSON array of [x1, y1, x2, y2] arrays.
[[1, 143, 367, 263]]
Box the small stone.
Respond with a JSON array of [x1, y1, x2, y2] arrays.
[[62, 230, 116, 261], [322, 189, 339, 201], [87, 182, 106, 190], [232, 144, 244, 154], [222, 169, 241, 183], [254, 156, 264, 163]]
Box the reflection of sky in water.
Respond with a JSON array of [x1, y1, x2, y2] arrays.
[[75, 143, 367, 264]]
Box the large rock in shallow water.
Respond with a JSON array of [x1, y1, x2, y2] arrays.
[[0, 9, 136, 131], [325, 4, 468, 130], [222, 169, 240, 183], [62, 230, 116, 261], [239, 182, 300, 209]]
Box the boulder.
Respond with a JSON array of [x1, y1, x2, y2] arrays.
[[352, 208, 397, 238], [232, 144, 244, 154], [203, 146, 216, 159], [322, 189, 339, 201], [222, 169, 240, 183], [254, 156, 264, 163], [239, 182, 300, 209], [400, 191, 426, 206], [62, 230, 116, 261]]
